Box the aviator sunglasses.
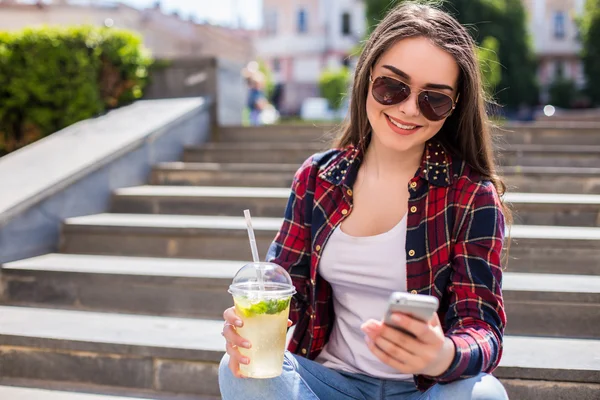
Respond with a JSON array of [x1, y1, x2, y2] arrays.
[[369, 75, 460, 121]]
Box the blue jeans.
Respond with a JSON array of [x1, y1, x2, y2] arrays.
[[219, 351, 509, 400]]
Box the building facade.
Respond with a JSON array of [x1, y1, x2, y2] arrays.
[[522, 0, 586, 103], [255, 0, 366, 114], [0, 0, 256, 64]]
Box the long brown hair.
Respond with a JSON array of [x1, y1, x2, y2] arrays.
[[335, 1, 509, 216]]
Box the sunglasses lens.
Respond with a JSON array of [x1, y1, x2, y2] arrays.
[[418, 91, 454, 121], [372, 77, 410, 106]]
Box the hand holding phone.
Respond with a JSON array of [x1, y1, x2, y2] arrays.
[[383, 292, 439, 336]]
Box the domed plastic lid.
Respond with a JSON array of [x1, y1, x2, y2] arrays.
[[229, 261, 296, 298]]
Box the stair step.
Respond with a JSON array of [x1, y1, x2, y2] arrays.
[[502, 273, 600, 338], [0, 381, 217, 400], [60, 214, 279, 260], [150, 163, 600, 194], [0, 385, 154, 400], [112, 186, 600, 227], [60, 214, 600, 274], [1, 254, 239, 318], [216, 125, 334, 143], [496, 336, 600, 383], [216, 124, 600, 145], [185, 142, 600, 168], [151, 162, 294, 187], [500, 379, 600, 400], [183, 143, 325, 164], [508, 224, 600, 275], [2, 254, 599, 337], [499, 144, 600, 168], [509, 193, 600, 226], [111, 186, 290, 218], [0, 306, 598, 398], [0, 306, 224, 397]]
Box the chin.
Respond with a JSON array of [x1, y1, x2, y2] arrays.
[[375, 124, 434, 154]]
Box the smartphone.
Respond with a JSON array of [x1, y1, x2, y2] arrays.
[[383, 292, 439, 336]]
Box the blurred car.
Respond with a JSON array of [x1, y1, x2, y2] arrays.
[[300, 97, 336, 121]]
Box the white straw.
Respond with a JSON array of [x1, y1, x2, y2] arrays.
[[244, 209, 264, 292], [244, 209, 261, 263]]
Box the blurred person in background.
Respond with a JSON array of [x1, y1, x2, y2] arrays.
[[243, 62, 273, 126]]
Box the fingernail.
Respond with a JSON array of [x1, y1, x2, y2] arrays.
[[235, 320, 243, 327], [364, 336, 372, 345], [242, 341, 251, 349], [241, 357, 250, 365], [361, 325, 372, 333], [392, 315, 402, 324]]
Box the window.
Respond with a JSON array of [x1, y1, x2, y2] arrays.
[[554, 11, 565, 39], [553, 60, 565, 79], [265, 10, 278, 35], [342, 12, 351, 36], [298, 9, 308, 33]]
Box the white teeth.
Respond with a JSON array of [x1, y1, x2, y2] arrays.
[[388, 116, 417, 130]]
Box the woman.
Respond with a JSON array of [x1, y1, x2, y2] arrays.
[[220, 2, 509, 399]]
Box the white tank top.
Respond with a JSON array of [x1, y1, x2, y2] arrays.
[[314, 214, 413, 381]]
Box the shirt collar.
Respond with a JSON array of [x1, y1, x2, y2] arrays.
[[318, 140, 454, 188]]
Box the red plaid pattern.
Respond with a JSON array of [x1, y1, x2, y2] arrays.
[[266, 140, 506, 391]]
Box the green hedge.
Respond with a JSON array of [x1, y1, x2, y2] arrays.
[[319, 67, 351, 111], [0, 26, 152, 155]]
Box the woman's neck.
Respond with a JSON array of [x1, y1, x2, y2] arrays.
[[361, 136, 425, 180]]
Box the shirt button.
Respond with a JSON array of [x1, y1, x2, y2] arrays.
[[408, 249, 416, 257], [347, 189, 353, 196], [310, 314, 315, 319], [410, 206, 417, 213], [411, 290, 418, 295], [301, 348, 307, 355], [410, 182, 417, 189], [315, 245, 321, 251], [341, 209, 348, 215]]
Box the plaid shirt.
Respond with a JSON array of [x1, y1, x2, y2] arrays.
[[266, 140, 506, 391]]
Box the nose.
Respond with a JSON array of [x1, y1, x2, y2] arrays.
[[397, 91, 421, 118]]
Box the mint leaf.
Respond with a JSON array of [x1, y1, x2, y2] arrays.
[[237, 298, 291, 316]]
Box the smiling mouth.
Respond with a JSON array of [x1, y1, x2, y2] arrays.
[[385, 114, 422, 131]]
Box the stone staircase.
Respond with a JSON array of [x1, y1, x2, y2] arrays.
[[1, 125, 599, 399]]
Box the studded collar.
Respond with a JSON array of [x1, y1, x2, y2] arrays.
[[317, 140, 454, 188]]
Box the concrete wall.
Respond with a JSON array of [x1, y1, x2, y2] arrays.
[[144, 57, 245, 127], [0, 98, 211, 264]]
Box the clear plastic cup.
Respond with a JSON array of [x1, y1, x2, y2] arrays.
[[228, 261, 296, 379]]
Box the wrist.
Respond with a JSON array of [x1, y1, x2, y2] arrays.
[[423, 337, 456, 377]]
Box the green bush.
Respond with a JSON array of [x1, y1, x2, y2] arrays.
[[0, 26, 152, 155], [319, 67, 351, 110], [548, 77, 579, 109], [581, 0, 600, 105]]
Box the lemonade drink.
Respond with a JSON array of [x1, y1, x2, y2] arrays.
[[228, 261, 296, 379], [233, 295, 292, 378]]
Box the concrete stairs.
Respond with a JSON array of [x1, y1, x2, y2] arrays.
[[1, 125, 599, 399], [151, 162, 600, 194]]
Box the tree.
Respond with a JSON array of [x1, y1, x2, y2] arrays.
[[580, 0, 600, 105], [319, 67, 351, 110], [364, 0, 538, 109], [366, 0, 401, 32], [477, 36, 502, 96]]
